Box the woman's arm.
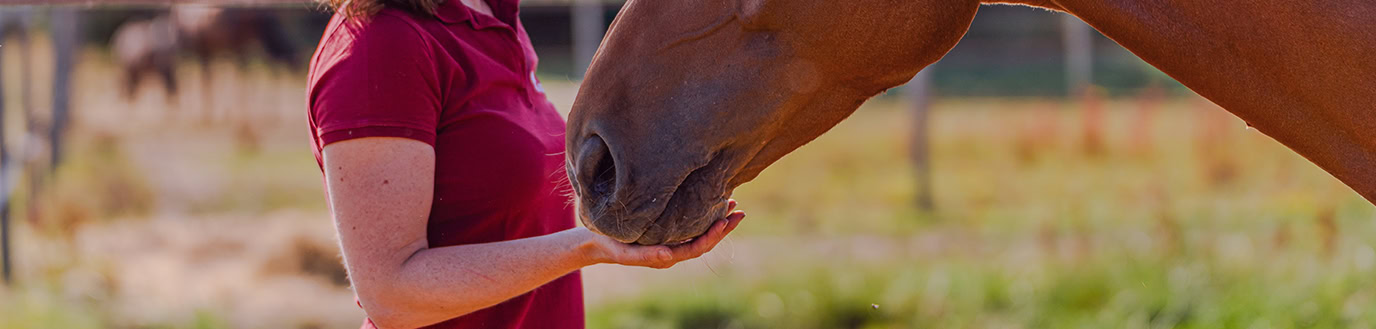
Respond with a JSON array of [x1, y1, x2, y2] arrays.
[[323, 137, 744, 329]]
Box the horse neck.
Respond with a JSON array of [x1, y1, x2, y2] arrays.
[[977, 0, 1376, 203]]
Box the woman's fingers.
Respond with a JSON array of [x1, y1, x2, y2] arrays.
[[611, 244, 671, 266], [722, 210, 746, 234], [604, 205, 747, 269], [651, 246, 673, 263], [669, 210, 746, 260], [668, 220, 726, 259]]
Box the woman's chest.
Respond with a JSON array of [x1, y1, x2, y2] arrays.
[[422, 18, 570, 223], [429, 104, 569, 217]]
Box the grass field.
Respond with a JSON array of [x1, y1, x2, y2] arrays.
[[1, 44, 1372, 328], [586, 97, 1376, 329]]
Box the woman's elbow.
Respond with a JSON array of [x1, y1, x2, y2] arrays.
[[358, 286, 479, 329], [355, 282, 432, 329], [359, 294, 427, 329]]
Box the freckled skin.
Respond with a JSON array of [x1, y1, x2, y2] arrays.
[[323, 137, 746, 328], [568, 0, 1376, 244]]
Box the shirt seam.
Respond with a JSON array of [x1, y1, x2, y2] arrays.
[[318, 120, 435, 135]]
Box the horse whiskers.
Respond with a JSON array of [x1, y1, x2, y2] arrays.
[[704, 257, 721, 277], [547, 172, 578, 208], [614, 197, 633, 240], [724, 235, 736, 264]]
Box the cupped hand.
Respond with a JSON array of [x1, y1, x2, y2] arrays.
[[585, 200, 746, 269]]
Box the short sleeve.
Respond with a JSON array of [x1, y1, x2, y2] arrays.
[[309, 14, 445, 147]]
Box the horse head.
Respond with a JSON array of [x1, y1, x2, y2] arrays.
[[566, 0, 981, 245]]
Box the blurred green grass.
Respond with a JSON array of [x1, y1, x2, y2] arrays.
[[589, 97, 1376, 329], [0, 285, 231, 329], [591, 252, 1376, 329]]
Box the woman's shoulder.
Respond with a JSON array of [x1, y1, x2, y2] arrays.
[[312, 8, 443, 76], [326, 9, 436, 49], [308, 8, 447, 110]]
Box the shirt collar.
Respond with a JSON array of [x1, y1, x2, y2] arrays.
[[434, 0, 471, 24]]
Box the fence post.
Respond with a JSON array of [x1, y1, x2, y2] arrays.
[[50, 8, 78, 170], [908, 69, 934, 212], [0, 8, 21, 286], [0, 30, 6, 285], [1, 202, 9, 285], [570, 0, 605, 78], [1061, 14, 1092, 98]]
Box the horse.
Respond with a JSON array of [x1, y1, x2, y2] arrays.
[[110, 6, 300, 109], [563, 0, 1376, 245], [112, 15, 179, 101]]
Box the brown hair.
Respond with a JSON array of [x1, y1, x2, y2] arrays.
[[321, 0, 445, 18]]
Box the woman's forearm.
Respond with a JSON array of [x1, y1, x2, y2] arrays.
[[359, 228, 600, 329], [322, 138, 745, 329]]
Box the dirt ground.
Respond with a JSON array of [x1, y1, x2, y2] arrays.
[[3, 40, 804, 328]]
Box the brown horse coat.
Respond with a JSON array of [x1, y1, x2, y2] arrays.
[[566, 0, 1376, 245]]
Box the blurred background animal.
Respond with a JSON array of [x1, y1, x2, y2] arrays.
[[110, 6, 301, 116], [111, 15, 177, 101]]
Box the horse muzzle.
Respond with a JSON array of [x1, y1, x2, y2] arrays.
[[569, 134, 732, 245]]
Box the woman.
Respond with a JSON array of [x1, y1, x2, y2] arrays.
[[305, 0, 748, 328]]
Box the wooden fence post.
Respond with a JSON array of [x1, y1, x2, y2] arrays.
[[1061, 14, 1092, 98], [0, 8, 30, 286], [0, 15, 9, 286], [50, 8, 78, 169], [908, 69, 934, 212], [571, 0, 605, 78]]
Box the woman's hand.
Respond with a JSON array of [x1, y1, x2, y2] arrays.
[[581, 200, 746, 269]]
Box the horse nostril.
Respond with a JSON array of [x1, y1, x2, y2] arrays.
[[577, 135, 617, 200], [590, 149, 616, 196]]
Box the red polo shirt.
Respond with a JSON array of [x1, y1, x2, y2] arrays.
[[305, 1, 583, 328]]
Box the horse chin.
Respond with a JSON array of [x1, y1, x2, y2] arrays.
[[632, 154, 738, 245], [633, 193, 731, 245]]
